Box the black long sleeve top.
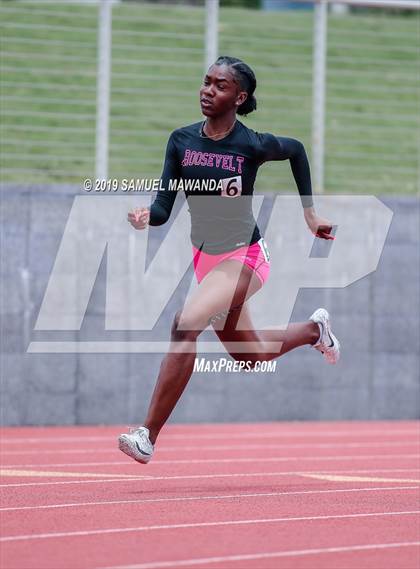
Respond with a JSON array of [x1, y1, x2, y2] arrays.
[[149, 120, 313, 254]]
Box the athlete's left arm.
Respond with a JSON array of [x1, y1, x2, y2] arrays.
[[272, 136, 334, 240], [275, 137, 313, 207]]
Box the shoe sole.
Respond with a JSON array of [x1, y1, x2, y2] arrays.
[[118, 435, 151, 464], [321, 311, 340, 362], [311, 308, 340, 365], [325, 331, 340, 364]]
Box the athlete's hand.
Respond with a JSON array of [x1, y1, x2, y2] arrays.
[[304, 208, 335, 240], [127, 207, 150, 230]]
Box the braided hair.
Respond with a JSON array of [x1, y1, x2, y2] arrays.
[[214, 56, 257, 116]]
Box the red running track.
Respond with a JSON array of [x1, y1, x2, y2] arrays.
[[0, 421, 419, 569]]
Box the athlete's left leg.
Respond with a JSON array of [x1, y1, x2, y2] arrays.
[[213, 301, 319, 365], [210, 267, 319, 365]]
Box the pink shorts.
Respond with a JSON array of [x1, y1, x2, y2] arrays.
[[192, 238, 270, 286]]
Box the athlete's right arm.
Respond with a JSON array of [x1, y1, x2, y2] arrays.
[[149, 132, 180, 226], [128, 132, 180, 230]]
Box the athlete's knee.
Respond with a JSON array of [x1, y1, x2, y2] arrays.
[[171, 310, 204, 341], [208, 303, 244, 329]]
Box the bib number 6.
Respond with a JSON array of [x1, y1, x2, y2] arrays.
[[221, 176, 242, 198]]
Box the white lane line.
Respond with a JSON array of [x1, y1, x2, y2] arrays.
[[0, 469, 147, 479], [0, 477, 149, 489], [101, 541, 420, 569], [3, 456, 420, 469], [1, 441, 418, 456], [2, 459, 420, 488], [1, 511, 419, 543], [1, 485, 418, 513], [1, 428, 419, 444], [3, 458, 420, 470], [300, 474, 420, 483]]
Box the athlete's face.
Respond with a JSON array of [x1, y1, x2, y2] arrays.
[[199, 64, 247, 117]]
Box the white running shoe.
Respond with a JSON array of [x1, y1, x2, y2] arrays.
[[309, 308, 340, 365], [118, 426, 154, 464]]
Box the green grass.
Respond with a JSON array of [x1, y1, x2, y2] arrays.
[[0, 2, 418, 194]]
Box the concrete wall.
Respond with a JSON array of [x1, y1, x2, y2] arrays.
[[1, 185, 419, 425]]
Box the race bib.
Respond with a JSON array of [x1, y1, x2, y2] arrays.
[[220, 176, 242, 198]]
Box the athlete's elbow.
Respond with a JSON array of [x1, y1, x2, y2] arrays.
[[149, 217, 168, 227], [149, 208, 171, 226], [291, 139, 306, 156]]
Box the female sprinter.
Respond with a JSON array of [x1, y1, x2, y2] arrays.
[[119, 56, 340, 464]]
